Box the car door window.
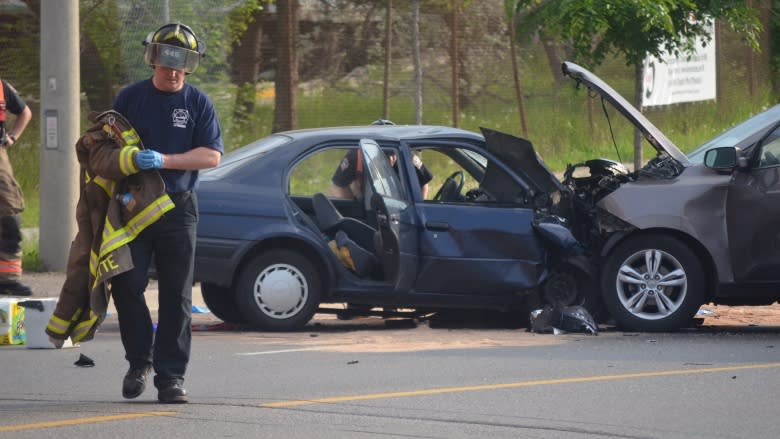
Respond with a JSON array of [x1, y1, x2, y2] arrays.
[[413, 145, 525, 204], [757, 126, 780, 168], [361, 139, 403, 199], [288, 146, 358, 198]]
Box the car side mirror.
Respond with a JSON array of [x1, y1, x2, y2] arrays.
[[704, 147, 738, 170]]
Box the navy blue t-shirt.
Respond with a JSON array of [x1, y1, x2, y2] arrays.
[[113, 78, 224, 193]]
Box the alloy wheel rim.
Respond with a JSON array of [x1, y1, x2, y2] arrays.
[[615, 249, 687, 320]]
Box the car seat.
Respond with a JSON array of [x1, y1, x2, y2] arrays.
[[313, 192, 377, 253]]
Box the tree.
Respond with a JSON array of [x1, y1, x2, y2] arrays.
[[513, 0, 762, 169], [412, 0, 422, 124], [504, 0, 527, 136], [382, 0, 392, 120], [274, 0, 299, 132], [228, 1, 266, 124]]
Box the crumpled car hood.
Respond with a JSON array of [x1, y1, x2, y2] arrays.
[[561, 61, 691, 166], [480, 127, 567, 196]]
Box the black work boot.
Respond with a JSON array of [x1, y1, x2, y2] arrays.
[[122, 365, 152, 399], [157, 382, 188, 404], [0, 281, 32, 296]]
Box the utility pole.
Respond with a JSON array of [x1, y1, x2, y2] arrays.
[[162, 0, 170, 23], [39, 0, 79, 270]]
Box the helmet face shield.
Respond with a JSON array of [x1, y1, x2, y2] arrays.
[[144, 42, 200, 73]]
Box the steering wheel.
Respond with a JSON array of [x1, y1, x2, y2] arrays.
[[433, 171, 464, 202]]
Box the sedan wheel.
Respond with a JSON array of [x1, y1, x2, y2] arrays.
[[236, 249, 322, 331], [601, 234, 704, 332], [200, 282, 247, 324]]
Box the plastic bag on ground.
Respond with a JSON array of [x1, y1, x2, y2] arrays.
[[529, 303, 598, 335]]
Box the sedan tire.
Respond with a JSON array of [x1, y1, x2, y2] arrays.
[[200, 282, 247, 324], [236, 249, 322, 331], [601, 234, 704, 332]]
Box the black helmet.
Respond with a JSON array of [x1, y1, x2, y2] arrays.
[[143, 23, 205, 73]]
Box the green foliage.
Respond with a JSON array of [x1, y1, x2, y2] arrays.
[[22, 237, 45, 273], [512, 0, 761, 68]]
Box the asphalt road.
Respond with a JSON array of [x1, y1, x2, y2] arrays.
[[2, 307, 780, 439]]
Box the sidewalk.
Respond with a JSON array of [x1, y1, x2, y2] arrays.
[[20, 271, 211, 322]]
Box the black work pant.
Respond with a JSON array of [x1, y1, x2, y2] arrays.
[[0, 215, 23, 283], [111, 191, 197, 387]]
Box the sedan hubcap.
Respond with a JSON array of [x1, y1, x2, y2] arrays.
[[253, 263, 308, 319], [615, 249, 686, 320]]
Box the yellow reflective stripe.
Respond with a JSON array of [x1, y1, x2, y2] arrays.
[[71, 314, 98, 343], [89, 250, 100, 292], [120, 128, 141, 147], [46, 315, 70, 334], [124, 195, 175, 237], [160, 29, 197, 49], [70, 307, 83, 323], [89, 249, 98, 277], [120, 146, 141, 175], [92, 176, 115, 198], [99, 194, 174, 259], [84, 170, 91, 184]]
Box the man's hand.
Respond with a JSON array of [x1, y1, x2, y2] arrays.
[[412, 154, 423, 169], [0, 133, 14, 147], [135, 150, 164, 169]]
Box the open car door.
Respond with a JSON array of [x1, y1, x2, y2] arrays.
[[359, 138, 419, 290]]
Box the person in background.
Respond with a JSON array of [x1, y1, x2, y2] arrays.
[[386, 149, 433, 199], [0, 77, 32, 296], [328, 149, 364, 200], [111, 22, 223, 404]]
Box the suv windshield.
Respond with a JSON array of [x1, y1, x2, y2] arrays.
[[688, 104, 780, 163]]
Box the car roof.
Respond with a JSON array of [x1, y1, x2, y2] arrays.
[[276, 124, 485, 143]]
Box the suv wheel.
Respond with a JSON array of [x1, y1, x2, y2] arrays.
[[601, 234, 704, 332]]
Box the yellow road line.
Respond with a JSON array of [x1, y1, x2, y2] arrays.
[[0, 411, 177, 433], [264, 362, 780, 408]]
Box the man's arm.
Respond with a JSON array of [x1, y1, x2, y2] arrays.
[[161, 146, 221, 170], [421, 183, 430, 200], [6, 106, 32, 145]]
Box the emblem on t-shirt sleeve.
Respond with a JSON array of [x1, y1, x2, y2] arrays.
[[172, 109, 190, 128]]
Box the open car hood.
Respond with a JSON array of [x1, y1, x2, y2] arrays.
[[481, 127, 567, 196], [561, 61, 691, 166]]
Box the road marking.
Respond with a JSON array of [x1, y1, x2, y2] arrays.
[[0, 411, 177, 433], [263, 362, 780, 408], [237, 347, 323, 356]]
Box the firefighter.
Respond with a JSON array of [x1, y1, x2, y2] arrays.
[[111, 22, 223, 404], [0, 77, 32, 296]]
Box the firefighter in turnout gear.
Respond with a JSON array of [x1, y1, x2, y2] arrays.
[[0, 78, 32, 296], [46, 110, 174, 346]]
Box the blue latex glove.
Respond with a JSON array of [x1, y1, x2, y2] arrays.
[[135, 150, 164, 170]]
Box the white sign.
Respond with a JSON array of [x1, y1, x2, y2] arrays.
[[45, 113, 58, 149], [642, 25, 716, 107]]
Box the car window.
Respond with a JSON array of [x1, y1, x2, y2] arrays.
[[202, 134, 291, 181], [757, 126, 780, 168], [417, 148, 481, 200], [288, 146, 356, 197], [411, 144, 525, 204], [361, 139, 403, 199]]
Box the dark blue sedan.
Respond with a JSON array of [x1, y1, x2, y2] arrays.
[[193, 124, 594, 330]]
